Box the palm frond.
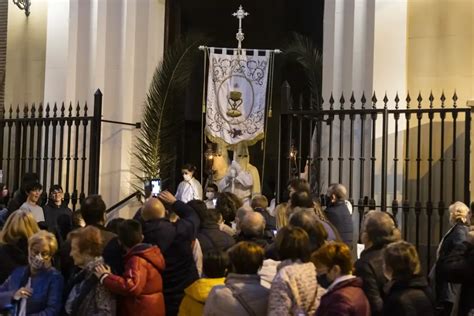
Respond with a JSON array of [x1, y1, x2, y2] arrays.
[[284, 33, 323, 107], [132, 34, 208, 192]]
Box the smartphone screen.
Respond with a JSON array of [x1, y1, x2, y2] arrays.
[[151, 178, 161, 197]]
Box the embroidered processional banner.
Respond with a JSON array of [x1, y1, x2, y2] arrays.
[[205, 49, 270, 145]]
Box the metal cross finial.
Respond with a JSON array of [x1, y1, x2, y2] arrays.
[[232, 5, 249, 51]]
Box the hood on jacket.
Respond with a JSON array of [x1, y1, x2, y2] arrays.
[[184, 278, 225, 303], [126, 243, 165, 272]]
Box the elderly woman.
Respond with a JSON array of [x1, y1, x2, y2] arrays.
[[0, 210, 40, 283], [0, 230, 64, 316], [431, 201, 471, 316], [64, 226, 116, 316]]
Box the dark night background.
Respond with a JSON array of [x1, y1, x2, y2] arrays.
[[165, 0, 324, 196]]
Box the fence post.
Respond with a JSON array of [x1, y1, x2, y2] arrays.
[[465, 105, 472, 205], [381, 107, 389, 211], [88, 89, 102, 195]]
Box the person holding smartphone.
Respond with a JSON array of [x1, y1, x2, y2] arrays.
[[176, 164, 203, 203]]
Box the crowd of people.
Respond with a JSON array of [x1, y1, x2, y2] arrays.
[[0, 169, 472, 316]]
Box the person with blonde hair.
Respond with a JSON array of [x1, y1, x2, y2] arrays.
[[431, 201, 470, 315], [0, 230, 64, 315], [0, 210, 40, 283]]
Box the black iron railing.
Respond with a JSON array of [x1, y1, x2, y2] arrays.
[[1, 89, 103, 211], [278, 81, 472, 271]]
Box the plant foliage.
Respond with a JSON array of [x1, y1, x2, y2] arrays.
[[284, 32, 323, 108], [133, 34, 207, 191]]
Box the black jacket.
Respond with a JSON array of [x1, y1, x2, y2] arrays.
[[383, 276, 435, 316], [354, 245, 388, 316], [6, 190, 28, 217], [434, 223, 469, 305], [198, 223, 235, 254], [324, 200, 353, 246], [234, 232, 272, 250], [0, 239, 28, 284], [438, 241, 474, 316], [142, 200, 200, 316], [43, 202, 73, 245]]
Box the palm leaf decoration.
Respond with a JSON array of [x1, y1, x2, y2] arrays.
[[284, 32, 323, 108], [133, 34, 208, 191], [283, 33, 324, 195]]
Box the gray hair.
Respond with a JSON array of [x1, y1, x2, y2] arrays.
[[327, 183, 347, 201], [241, 212, 266, 237]]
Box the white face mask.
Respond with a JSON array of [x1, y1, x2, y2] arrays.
[[206, 192, 215, 199], [183, 174, 192, 182], [29, 254, 50, 271]]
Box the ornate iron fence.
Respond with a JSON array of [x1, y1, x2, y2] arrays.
[[278, 81, 472, 270], [0, 90, 103, 211]]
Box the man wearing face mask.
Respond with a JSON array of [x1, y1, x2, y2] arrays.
[[0, 230, 64, 315], [176, 164, 203, 203], [311, 242, 370, 316]]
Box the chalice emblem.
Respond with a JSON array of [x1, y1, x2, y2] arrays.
[[227, 90, 243, 118]]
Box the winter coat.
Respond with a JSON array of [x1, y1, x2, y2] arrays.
[[383, 275, 435, 316], [0, 239, 28, 284], [234, 233, 272, 250], [0, 266, 64, 316], [267, 260, 325, 315], [102, 244, 166, 316], [43, 202, 72, 245], [64, 257, 116, 316], [433, 223, 469, 305], [59, 224, 120, 282], [198, 223, 235, 254], [438, 241, 474, 316], [204, 273, 269, 316], [324, 200, 353, 246], [354, 245, 389, 316], [178, 277, 225, 316], [142, 200, 200, 316], [315, 277, 370, 316]]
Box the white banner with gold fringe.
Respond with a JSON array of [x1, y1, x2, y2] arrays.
[[205, 49, 270, 145]]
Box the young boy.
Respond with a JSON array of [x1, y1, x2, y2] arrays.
[[95, 219, 166, 316], [19, 182, 45, 223], [178, 250, 228, 316]]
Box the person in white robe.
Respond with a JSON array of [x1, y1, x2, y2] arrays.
[[176, 164, 203, 203]]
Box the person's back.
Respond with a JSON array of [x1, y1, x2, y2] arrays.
[[268, 227, 324, 315], [141, 192, 200, 316], [198, 208, 235, 254], [383, 241, 434, 316], [355, 211, 401, 316], [98, 220, 166, 316], [204, 242, 269, 316], [178, 250, 227, 316], [384, 275, 434, 316], [324, 184, 353, 246]]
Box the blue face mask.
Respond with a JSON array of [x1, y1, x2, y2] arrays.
[[317, 273, 332, 289]]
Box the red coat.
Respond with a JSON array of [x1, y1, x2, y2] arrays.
[[102, 243, 166, 316], [316, 277, 371, 316]]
